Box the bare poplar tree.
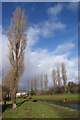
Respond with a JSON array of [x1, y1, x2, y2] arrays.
[[33, 78, 37, 91], [30, 80, 34, 95], [27, 79, 30, 91], [40, 75, 43, 90], [31, 80, 33, 91], [7, 7, 27, 108], [44, 74, 48, 90], [57, 65, 61, 87], [52, 69, 56, 93], [62, 63, 67, 92]]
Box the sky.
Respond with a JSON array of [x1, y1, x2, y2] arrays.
[[1, 2, 79, 90]]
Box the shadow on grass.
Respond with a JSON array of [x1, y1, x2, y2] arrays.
[[2, 99, 28, 114], [17, 99, 28, 107], [2, 103, 12, 113]]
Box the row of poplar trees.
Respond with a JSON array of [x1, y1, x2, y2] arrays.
[[27, 63, 67, 94], [52, 64, 67, 93]]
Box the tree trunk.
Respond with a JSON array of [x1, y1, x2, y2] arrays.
[[12, 88, 16, 109], [13, 103, 16, 109], [64, 84, 67, 93], [54, 87, 56, 94]]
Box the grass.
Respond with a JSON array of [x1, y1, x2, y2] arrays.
[[32, 94, 80, 104], [2, 96, 79, 119], [1, 97, 26, 106]]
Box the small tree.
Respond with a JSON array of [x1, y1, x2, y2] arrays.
[[52, 69, 57, 93], [44, 74, 48, 90], [57, 65, 61, 87], [62, 63, 67, 92], [40, 75, 43, 90], [7, 7, 27, 108], [27, 79, 30, 91], [33, 78, 37, 94], [30, 80, 34, 95]]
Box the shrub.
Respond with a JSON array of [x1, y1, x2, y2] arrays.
[[33, 99, 38, 102]]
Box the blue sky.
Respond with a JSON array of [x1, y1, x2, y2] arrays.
[[2, 2, 78, 89], [2, 2, 78, 55], [0, 2, 2, 25]]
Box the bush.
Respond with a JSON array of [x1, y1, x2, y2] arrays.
[[22, 96, 27, 99], [28, 96, 32, 100], [33, 99, 38, 102]]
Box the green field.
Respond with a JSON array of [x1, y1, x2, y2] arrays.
[[2, 94, 79, 119], [2, 100, 79, 118], [32, 94, 79, 103]]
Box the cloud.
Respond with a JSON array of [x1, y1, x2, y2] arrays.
[[27, 26, 40, 47], [54, 42, 74, 55], [66, 58, 78, 83], [18, 44, 78, 89], [2, 32, 10, 77], [41, 21, 66, 37], [47, 2, 78, 21], [27, 21, 66, 47], [47, 3, 63, 18], [2, 30, 78, 89], [27, 3, 66, 47], [67, 3, 78, 12]]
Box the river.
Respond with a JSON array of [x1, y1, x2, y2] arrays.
[[40, 100, 80, 110]]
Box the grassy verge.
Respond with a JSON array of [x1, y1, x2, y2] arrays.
[[32, 94, 80, 104], [2, 99, 79, 119]]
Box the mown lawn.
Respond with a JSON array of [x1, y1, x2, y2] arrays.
[[2, 97, 79, 119], [32, 94, 80, 103]]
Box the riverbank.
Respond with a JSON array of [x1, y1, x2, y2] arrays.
[[2, 100, 79, 118], [32, 94, 80, 104], [1, 94, 80, 118]]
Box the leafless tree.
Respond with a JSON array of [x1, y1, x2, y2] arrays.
[[52, 69, 57, 93], [44, 74, 48, 90], [62, 63, 67, 92], [33, 78, 37, 91], [57, 65, 61, 87], [40, 75, 43, 90], [7, 7, 27, 108], [27, 79, 30, 91], [30, 80, 33, 91]]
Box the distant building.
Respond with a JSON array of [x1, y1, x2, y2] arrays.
[[16, 92, 27, 97]]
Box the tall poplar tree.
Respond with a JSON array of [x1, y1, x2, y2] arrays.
[[7, 7, 27, 108], [62, 63, 67, 92], [52, 69, 57, 93]]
